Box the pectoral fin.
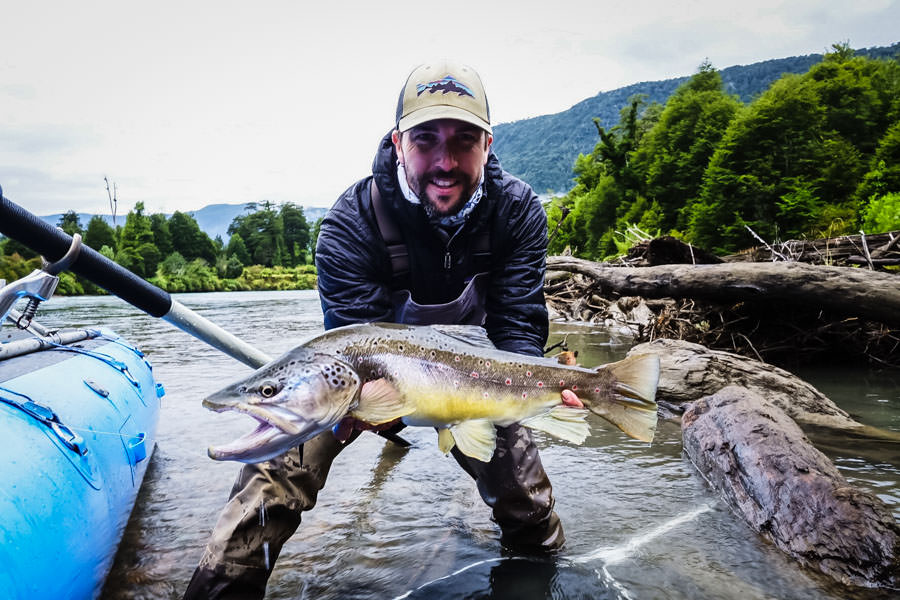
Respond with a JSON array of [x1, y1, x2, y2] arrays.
[[448, 419, 497, 462], [351, 379, 416, 425], [521, 406, 591, 444]]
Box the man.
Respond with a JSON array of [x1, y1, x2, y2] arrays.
[[185, 61, 575, 600]]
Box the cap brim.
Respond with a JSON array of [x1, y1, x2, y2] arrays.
[[397, 105, 492, 134]]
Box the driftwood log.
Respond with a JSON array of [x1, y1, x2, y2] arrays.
[[682, 386, 900, 589], [546, 256, 900, 328], [627, 338, 862, 430]]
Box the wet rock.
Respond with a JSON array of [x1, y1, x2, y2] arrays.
[[628, 338, 862, 430], [682, 386, 900, 589]]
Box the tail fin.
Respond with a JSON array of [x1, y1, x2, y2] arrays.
[[594, 354, 660, 443]]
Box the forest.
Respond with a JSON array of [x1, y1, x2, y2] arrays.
[[0, 201, 320, 294], [545, 44, 900, 258]]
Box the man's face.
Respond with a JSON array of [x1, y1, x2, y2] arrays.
[[392, 119, 492, 216]]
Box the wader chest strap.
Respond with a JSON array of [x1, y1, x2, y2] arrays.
[[370, 180, 410, 281]]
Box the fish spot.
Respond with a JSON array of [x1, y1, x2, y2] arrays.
[[594, 387, 600, 393], [559, 380, 565, 386], [537, 381, 544, 388], [571, 385, 578, 391], [522, 392, 528, 399], [526, 370, 532, 377], [454, 356, 461, 362], [505, 378, 512, 386], [470, 371, 479, 378], [484, 361, 491, 368], [483, 392, 489, 398]]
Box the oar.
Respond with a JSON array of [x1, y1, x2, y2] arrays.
[[0, 187, 272, 368]]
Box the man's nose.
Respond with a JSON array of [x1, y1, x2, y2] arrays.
[[433, 143, 458, 170]]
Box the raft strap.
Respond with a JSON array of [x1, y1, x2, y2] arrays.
[[0, 386, 87, 455]]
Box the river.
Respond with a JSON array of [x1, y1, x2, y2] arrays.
[[32, 290, 900, 600]]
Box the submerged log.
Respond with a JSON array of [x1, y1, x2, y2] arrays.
[[546, 256, 900, 327], [682, 387, 900, 589], [628, 338, 862, 430]]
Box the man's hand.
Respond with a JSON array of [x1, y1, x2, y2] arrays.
[[561, 389, 584, 408]]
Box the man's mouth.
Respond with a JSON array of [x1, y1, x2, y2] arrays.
[[429, 176, 460, 191]]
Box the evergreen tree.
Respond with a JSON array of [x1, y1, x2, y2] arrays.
[[116, 202, 161, 278], [169, 211, 217, 263], [57, 211, 83, 236], [280, 203, 310, 266], [150, 213, 174, 257], [633, 62, 743, 232], [84, 216, 117, 252], [226, 232, 251, 265]]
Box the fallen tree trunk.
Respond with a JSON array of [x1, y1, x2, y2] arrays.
[[546, 256, 900, 327], [682, 386, 900, 589]]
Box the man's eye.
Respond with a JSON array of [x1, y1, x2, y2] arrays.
[[413, 134, 437, 146]]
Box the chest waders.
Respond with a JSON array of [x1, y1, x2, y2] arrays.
[[183, 181, 564, 600]]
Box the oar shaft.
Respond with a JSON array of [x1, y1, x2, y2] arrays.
[[0, 190, 271, 368]]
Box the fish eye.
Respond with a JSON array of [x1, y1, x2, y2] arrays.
[[259, 382, 278, 398]]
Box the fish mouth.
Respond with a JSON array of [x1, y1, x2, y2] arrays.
[[203, 401, 316, 463], [203, 399, 305, 436], [206, 417, 299, 463]]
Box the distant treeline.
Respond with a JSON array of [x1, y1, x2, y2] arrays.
[[0, 201, 324, 294], [546, 44, 900, 258]]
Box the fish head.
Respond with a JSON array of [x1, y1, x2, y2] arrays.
[[203, 347, 361, 462]]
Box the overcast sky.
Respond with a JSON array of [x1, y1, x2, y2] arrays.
[[2, 0, 898, 216]]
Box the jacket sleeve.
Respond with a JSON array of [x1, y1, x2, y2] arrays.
[[315, 180, 394, 330], [484, 182, 549, 357]]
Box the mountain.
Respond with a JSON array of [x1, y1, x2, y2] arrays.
[[492, 42, 900, 195], [40, 204, 329, 242]]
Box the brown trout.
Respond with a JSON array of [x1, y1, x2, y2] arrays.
[[203, 322, 659, 463]]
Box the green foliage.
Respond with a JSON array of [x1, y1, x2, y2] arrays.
[[84, 216, 116, 252], [169, 211, 217, 262], [548, 50, 900, 257], [280, 203, 311, 266], [687, 54, 900, 252], [633, 63, 742, 231], [227, 201, 287, 267], [236, 264, 317, 291], [0, 251, 41, 283], [116, 202, 159, 278], [150, 213, 174, 256], [861, 192, 900, 232], [226, 232, 252, 265]]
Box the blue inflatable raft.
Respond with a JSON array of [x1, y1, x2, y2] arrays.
[[0, 326, 161, 600]]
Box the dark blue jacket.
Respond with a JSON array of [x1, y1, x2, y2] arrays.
[[315, 131, 548, 357]]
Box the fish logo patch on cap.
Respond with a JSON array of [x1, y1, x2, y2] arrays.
[[416, 75, 475, 98]]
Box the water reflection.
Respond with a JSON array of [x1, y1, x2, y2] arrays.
[[24, 291, 899, 600]]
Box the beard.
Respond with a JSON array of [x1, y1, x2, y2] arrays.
[[412, 168, 480, 218]]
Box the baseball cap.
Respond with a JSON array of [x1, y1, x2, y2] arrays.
[[396, 61, 492, 134]]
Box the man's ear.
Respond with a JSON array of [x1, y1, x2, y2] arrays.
[[391, 129, 404, 165], [484, 133, 493, 164]]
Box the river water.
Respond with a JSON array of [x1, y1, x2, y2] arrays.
[[32, 290, 899, 600]]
